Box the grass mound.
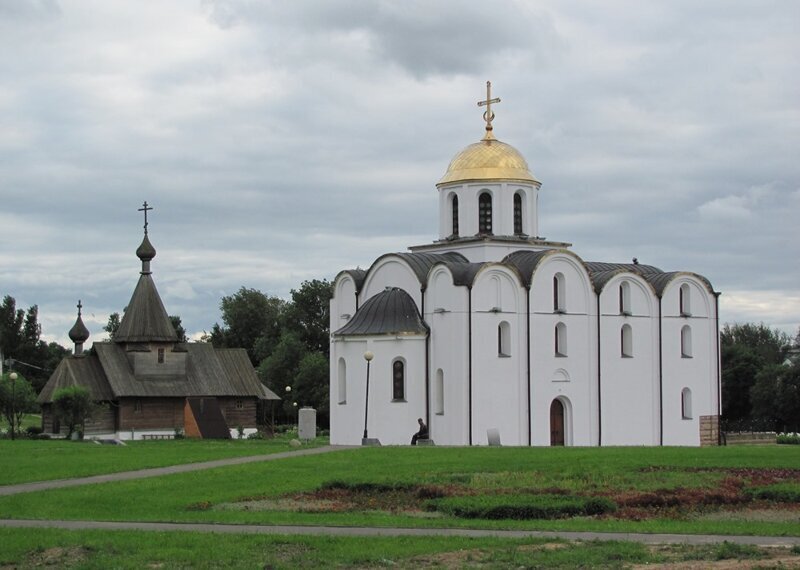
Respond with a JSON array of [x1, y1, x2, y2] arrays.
[[427, 493, 617, 520], [746, 483, 800, 504]]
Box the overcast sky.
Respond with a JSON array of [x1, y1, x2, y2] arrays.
[[1, 0, 798, 349]]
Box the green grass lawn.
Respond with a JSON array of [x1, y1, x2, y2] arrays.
[[0, 527, 787, 569], [0, 445, 798, 537], [0, 413, 41, 432], [0, 434, 326, 485]]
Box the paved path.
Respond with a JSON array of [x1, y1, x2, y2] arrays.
[[0, 445, 355, 497], [0, 519, 798, 547]]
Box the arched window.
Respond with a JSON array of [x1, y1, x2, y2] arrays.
[[435, 369, 444, 415], [680, 284, 691, 316], [498, 321, 511, 356], [478, 192, 493, 234], [513, 192, 524, 235], [681, 387, 692, 419], [337, 358, 347, 404], [553, 273, 566, 313], [451, 194, 459, 237], [392, 359, 405, 401], [555, 322, 567, 357], [621, 324, 633, 357], [619, 281, 631, 315], [681, 325, 692, 358]]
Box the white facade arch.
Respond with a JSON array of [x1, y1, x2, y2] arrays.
[[360, 256, 422, 308]]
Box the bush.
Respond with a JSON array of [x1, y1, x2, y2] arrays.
[[746, 484, 800, 504], [777, 433, 800, 445], [25, 425, 43, 436], [427, 493, 617, 520]]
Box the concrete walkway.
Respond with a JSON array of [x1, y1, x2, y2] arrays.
[[0, 519, 798, 547], [0, 445, 356, 497]]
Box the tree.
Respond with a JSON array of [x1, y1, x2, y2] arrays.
[[0, 295, 54, 391], [104, 312, 121, 339], [210, 287, 286, 366], [169, 315, 188, 343], [721, 323, 791, 423], [0, 373, 38, 435], [52, 386, 94, 439], [283, 279, 332, 357], [293, 351, 330, 426], [258, 332, 306, 398]]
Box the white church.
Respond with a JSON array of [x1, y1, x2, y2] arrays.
[[329, 83, 721, 447]]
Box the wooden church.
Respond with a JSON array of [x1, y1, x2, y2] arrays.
[[37, 205, 279, 439]]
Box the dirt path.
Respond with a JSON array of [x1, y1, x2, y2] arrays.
[[0, 519, 798, 547], [0, 445, 356, 497]]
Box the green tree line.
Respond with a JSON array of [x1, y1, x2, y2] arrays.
[[721, 323, 800, 433]]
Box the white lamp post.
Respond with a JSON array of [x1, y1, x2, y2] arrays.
[[9, 372, 18, 441]]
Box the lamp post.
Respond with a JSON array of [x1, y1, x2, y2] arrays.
[[9, 372, 18, 441], [362, 350, 374, 441]]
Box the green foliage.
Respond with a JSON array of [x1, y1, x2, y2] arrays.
[[1, 295, 65, 392], [777, 433, 800, 444], [0, 373, 38, 436], [721, 322, 793, 424], [745, 483, 800, 503], [52, 386, 93, 439], [710, 541, 764, 561], [282, 279, 332, 357], [103, 312, 121, 339], [168, 315, 187, 343], [428, 493, 617, 520], [293, 351, 330, 420], [210, 287, 286, 366]]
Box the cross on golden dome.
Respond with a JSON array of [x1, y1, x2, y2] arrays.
[[477, 80, 501, 138]]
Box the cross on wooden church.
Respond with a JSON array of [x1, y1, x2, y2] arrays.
[[138, 201, 153, 235], [477, 80, 501, 132]]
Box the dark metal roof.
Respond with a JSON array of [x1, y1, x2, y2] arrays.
[[334, 287, 428, 336], [37, 356, 115, 404], [115, 274, 178, 343], [438, 261, 488, 287], [643, 271, 715, 297], [369, 252, 468, 287], [502, 250, 556, 287], [584, 261, 663, 274], [337, 268, 367, 293]]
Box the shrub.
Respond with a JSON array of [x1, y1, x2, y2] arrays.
[[746, 484, 800, 504], [247, 431, 265, 440], [25, 425, 43, 436], [428, 493, 617, 520], [777, 433, 800, 445]]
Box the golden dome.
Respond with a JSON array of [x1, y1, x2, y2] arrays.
[[438, 132, 540, 186]]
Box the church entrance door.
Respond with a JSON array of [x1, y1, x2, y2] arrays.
[[550, 399, 565, 446]]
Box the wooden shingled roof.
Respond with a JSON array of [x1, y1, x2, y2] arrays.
[[114, 274, 178, 343], [37, 355, 115, 404]]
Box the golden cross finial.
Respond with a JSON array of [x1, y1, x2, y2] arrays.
[[477, 80, 501, 136], [138, 201, 153, 235]]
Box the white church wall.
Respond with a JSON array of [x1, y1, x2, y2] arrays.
[[331, 274, 358, 332], [470, 267, 526, 445], [660, 278, 717, 446], [329, 336, 427, 445], [528, 255, 596, 446], [438, 182, 539, 240], [361, 257, 422, 308], [598, 275, 660, 445], [427, 267, 470, 444]]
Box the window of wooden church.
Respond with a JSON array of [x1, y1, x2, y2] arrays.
[[478, 192, 492, 234], [392, 360, 405, 401], [157, 348, 165, 364], [134, 399, 142, 413], [514, 192, 523, 234], [235, 399, 243, 410]]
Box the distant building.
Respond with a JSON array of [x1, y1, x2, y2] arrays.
[[38, 208, 279, 439], [330, 84, 721, 447]]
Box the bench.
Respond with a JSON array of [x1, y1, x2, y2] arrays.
[[141, 434, 174, 440], [417, 438, 435, 446]]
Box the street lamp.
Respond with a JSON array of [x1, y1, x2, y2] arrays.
[[9, 372, 18, 441], [362, 350, 374, 442]]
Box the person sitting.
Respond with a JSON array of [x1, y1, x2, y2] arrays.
[[411, 418, 429, 445]]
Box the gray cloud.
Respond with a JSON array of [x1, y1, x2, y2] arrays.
[[1, 0, 798, 349]]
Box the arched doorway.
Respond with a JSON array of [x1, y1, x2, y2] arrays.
[[550, 399, 565, 446]]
